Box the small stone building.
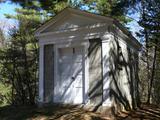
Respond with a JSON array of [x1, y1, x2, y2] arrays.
[[35, 8, 141, 112]]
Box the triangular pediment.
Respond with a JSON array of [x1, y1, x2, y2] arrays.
[[42, 14, 103, 33], [35, 8, 112, 35]]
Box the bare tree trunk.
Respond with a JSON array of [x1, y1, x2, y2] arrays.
[[141, 0, 151, 103], [147, 44, 157, 104], [144, 29, 151, 103]]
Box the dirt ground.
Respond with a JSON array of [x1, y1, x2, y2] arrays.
[[0, 105, 111, 120], [0, 104, 160, 120], [116, 104, 160, 120]]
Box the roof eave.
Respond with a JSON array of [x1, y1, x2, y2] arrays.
[[113, 20, 142, 50]]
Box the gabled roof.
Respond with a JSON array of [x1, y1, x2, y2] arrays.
[[35, 7, 141, 49]]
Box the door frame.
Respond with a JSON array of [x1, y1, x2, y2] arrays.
[[53, 41, 89, 104]]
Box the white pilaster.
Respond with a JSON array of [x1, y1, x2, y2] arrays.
[[102, 35, 112, 107]]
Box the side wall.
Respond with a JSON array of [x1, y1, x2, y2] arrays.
[[109, 29, 139, 111]]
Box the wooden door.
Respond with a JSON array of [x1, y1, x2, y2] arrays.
[[57, 46, 84, 104]]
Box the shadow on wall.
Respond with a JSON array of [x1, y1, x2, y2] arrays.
[[42, 22, 140, 113], [42, 23, 104, 105], [109, 25, 140, 112], [88, 38, 103, 112]]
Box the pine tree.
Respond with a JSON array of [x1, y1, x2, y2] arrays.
[[0, 2, 48, 105], [8, 0, 139, 24], [138, 0, 160, 104]]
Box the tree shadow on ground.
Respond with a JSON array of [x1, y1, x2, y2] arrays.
[[116, 104, 160, 120], [0, 104, 111, 120], [1, 104, 160, 120]]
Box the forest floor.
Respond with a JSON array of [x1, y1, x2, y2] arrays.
[[116, 104, 160, 120], [0, 104, 160, 120]]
